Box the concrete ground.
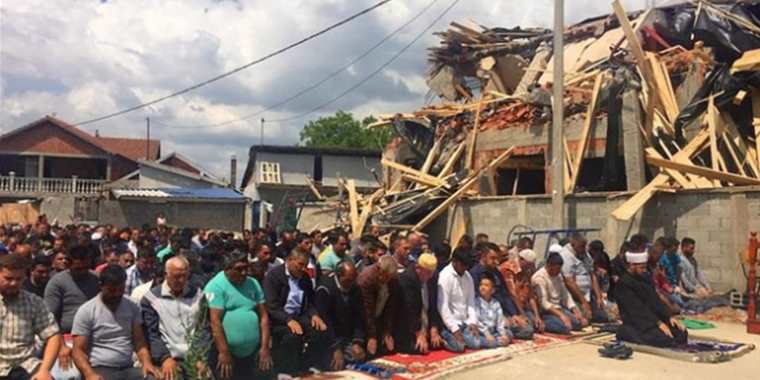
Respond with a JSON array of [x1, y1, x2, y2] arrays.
[[446, 322, 760, 380]]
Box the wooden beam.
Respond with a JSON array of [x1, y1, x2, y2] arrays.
[[382, 158, 446, 188], [569, 73, 604, 192], [707, 97, 723, 187], [722, 112, 760, 177], [645, 155, 760, 186], [437, 142, 466, 179], [346, 180, 360, 235], [419, 138, 442, 175], [612, 130, 709, 220], [354, 190, 382, 240], [648, 53, 680, 124], [413, 147, 515, 231], [644, 148, 696, 189], [465, 97, 485, 173], [401, 174, 446, 189], [305, 177, 325, 201]]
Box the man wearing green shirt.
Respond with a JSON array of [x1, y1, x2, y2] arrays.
[[318, 232, 349, 275], [205, 251, 272, 380]]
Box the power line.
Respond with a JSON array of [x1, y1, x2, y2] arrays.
[[73, 0, 393, 127], [158, 0, 442, 130], [267, 0, 461, 124]]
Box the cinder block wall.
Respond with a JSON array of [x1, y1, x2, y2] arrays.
[[435, 187, 760, 293]]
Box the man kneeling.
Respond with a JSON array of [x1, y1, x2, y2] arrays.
[[71, 265, 161, 380], [616, 251, 687, 347]]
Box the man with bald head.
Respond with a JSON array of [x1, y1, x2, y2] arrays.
[[315, 260, 366, 371], [141, 256, 207, 380]]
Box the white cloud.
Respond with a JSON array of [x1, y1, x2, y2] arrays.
[[1, 0, 649, 178]]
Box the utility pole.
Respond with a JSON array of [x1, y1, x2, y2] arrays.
[[551, 0, 565, 228], [146, 117, 151, 160], [260, 118, 265, 146]]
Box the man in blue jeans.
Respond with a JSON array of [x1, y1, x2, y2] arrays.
[[531, 252, 587, 334], [437, 248, 482, 352]]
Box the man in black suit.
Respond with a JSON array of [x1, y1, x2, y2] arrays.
[[394, 253, 445, 354], [315, 261, 366, 371], [263, 250, 329, 376]]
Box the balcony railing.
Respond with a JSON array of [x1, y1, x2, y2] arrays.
[[0, 172, 105, 195]]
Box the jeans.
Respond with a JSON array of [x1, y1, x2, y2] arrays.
[[1, 367, 30, 380], [478, 331, 511, 349], [271, 316, 330, 376], [441, 324, 481, 352], [510, 311, 535, 340], [542, 307, 582, 335]]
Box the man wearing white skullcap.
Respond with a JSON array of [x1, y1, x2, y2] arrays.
[[615, 250, 687, 347]]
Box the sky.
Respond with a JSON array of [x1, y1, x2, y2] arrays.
[[0, 0, 650, 183]]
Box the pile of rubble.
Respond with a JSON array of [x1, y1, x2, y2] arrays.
[[307, 0, 760, 237]]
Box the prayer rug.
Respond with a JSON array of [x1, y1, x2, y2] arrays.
[[352, 333, 575, 380], [585, 334, 755, 363], [680, 318, 716, 330]]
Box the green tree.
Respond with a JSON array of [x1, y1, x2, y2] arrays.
[[299, 110, 394, 150]]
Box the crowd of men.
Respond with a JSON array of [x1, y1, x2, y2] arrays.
[[0, 217, 726, 380]]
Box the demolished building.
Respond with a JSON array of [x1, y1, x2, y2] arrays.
[[299, 0, 760, 292]]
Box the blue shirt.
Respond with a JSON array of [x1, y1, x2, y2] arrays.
[[659, 252, 681, 287], [284, 267, 304, 315]]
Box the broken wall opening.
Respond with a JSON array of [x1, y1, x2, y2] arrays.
[[496, 168, 546, 195]]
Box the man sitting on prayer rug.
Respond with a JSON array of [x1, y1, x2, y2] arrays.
[[616, 250, 688, 348]]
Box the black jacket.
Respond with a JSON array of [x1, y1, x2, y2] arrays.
[[314, 274, 365, 349], [263, 264, 318, 326], [396, 267, 425, 337], [616, 272, 671, 333]]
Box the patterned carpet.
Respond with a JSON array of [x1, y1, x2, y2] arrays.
[[331, 329, 603, 380]]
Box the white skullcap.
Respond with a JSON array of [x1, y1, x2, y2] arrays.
[[518, 249, 537, 263], [548, 244, 563, 254], [625, 251, 648, 264], [91, 232, 103, 240]]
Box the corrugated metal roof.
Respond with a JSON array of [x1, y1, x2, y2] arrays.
[[112, 187, 245, 201]]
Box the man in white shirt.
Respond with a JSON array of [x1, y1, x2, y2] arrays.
[[436, 248, 481, 352]]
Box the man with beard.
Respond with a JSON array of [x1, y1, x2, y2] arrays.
[[22, 255, 52, 298], [125, 247, 157, 295], [45, 246, 100, 380], [0, 254, 61, 380], [71, 265, 161, 380], [616, 250, 688, 347]]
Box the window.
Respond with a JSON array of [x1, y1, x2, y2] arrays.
[[259, 161, 281, 184]]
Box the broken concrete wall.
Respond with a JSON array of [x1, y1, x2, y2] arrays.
[[433, 187, 760, 293]]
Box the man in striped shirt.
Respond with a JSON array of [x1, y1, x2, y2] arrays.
[[1, 254, 61, 380]]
